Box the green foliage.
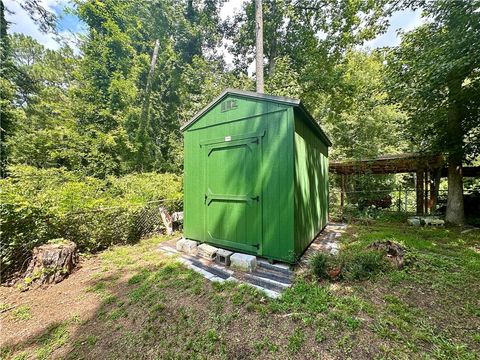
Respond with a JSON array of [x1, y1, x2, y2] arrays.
[[11, 305, 32, 321], [310, 249, 390, 281], [265, 56, 301, 98], [340, 250, 390, 281], [287, 328, 305, 353], [387, 1, 480, 162], [319, 51, 407, 161], [309, 252, 339, 280], [2, 0, 230, 177], [0, 165, 182, 276]]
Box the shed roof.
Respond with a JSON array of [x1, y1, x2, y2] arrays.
[[180, 89, 332, 146]]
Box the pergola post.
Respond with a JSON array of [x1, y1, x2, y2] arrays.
[[424, 170, 429, 214], [430, 168, 441, 213], [416, 170, 424, 215]]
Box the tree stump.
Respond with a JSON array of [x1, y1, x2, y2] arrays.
[[368, 240, 406, 269], [23, 240, 78, 287], [159, 207, 173, 235]]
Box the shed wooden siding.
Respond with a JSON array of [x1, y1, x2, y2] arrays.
[[182, 89, 330, 263], [183, 94, 295, 262], [293, 111, 329, 256]]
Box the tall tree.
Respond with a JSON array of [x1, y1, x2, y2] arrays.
[[73, 0, 226, 176], [387, 0, 480, 225], [226, 0, 395, 76], [255, 0, 264, 92], [0, 0, 18, 176], [136, 39, 160, 171]]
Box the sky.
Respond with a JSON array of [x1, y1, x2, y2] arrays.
[[4, 0, 85, 50], [5, 0, 423, 63]]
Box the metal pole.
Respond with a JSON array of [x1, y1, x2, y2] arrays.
[[405, 188, 408, 212]]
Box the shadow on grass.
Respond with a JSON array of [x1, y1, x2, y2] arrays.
[[1, 225, 479, 360]]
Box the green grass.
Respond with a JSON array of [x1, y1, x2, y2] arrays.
[[11, 306, 32, 321], [35, 323, 70, 360], [287, 328, 306, 353], [3, 224, 479, 359], [0, 303, 13, 312]]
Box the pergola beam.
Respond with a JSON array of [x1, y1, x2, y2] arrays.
[[329, 153, 479, 216]]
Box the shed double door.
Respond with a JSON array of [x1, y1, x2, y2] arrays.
[[202, 130, 264, 254]]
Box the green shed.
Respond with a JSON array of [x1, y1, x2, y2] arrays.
[[181, 89, 331, 263]]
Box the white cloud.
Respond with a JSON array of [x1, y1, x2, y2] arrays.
[[4, 0, 81, 51], [4, 0, 60, 49], [364, 9, 424, 49], [220, 0, 245, 20]]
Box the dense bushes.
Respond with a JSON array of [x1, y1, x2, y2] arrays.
[[0, 166, 183, 277]]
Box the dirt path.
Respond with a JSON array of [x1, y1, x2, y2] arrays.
[[1, 258, 103, 349]]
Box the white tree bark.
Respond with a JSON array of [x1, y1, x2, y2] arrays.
[[255, 0, 264, 93]]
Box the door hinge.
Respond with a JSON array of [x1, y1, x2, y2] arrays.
[[251, 195, 259, 202]]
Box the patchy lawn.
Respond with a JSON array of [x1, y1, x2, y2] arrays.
[[1, 222, 479, 359]]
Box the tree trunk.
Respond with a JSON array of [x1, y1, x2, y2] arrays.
[[445, 77, 465, 225], [267, 1, 277, 77], [255, 0, 264, 93], [136, 39, 160, 171]]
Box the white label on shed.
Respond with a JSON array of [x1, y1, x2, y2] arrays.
[[224, 136, 231, 142]]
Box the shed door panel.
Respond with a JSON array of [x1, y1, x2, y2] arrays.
[[204, 132, 263, 253]]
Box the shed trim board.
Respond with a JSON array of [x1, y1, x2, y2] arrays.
[[182, 89, 330, 263]]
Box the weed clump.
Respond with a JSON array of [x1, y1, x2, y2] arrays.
[[341, 250, 390, 280], [310, 249, 391, 281], [309, 253, 341, 280]]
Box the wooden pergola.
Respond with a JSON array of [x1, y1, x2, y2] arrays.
[[329, 153, 480, 215]]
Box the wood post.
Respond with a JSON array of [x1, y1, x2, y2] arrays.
[[424, 171, 429, 214], [340, 174, 345, 213], [430, 168, 441, 213], [397, 188, 401, 212], [405, 188, 408, 212], [416, 170, 424, 215]]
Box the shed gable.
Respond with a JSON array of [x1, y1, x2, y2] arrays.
[[184, 93, 291, 132], [182, 89, 331, 148]]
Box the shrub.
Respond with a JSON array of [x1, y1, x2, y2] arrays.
[[310, 252, 329, 279], [0, 165, 183, 278], [341, 250, 389, 280], [109, 173, 182, 206], [310, 252, 343, 280]]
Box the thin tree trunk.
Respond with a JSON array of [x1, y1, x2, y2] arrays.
[[445, 76, 465, 225], [136, 39, 160, 171], [267, 1, 277, 76], [268, 38, 276, 76], [255, 0, 264, 93]]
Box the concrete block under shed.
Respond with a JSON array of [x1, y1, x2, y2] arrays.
[[230, 253, 257, 272], [215, 249, 233, 266], [198, 243, 218, 260], [176, 239, 198, 255], [407, 218, 421, 227]]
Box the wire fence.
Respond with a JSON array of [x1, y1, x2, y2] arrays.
[[329, 187, 479, 216], [0, 198, 183, 280]]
